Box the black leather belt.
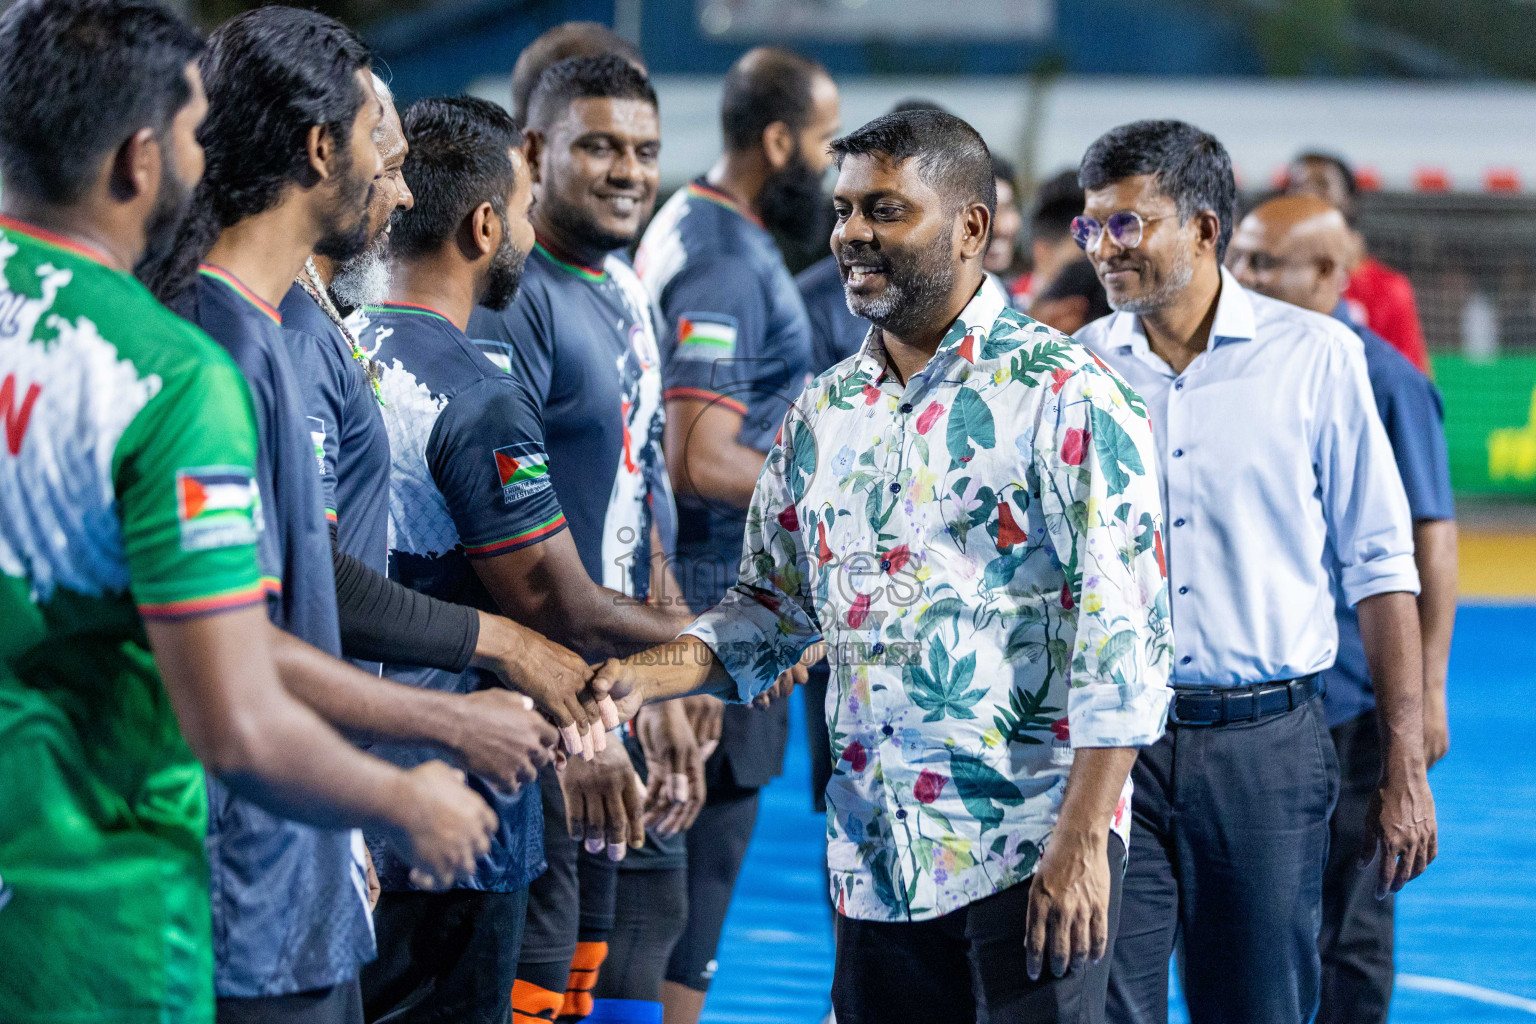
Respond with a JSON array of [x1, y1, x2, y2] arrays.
[[1168, 674, 1324, 727]]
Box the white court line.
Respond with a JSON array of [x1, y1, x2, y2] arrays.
[[1399, 974, 1536, 1015]]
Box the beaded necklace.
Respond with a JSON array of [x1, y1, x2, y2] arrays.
[[296, 257, 384, 405]]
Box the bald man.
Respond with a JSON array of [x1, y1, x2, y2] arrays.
[[1229, 196, 1457, 1024]]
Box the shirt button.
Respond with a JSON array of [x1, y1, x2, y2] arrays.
[[1174, 380, 1185, 391], [889, 482, 901, 493], [872, 642, 885, 655], [1174, 517, 1186, 527], [1172, 448, 1184, 458], [880, 559, 891, 571], [882, 723, 894, 736], [1181, 656, 1193, 665], [900, 403, 913, 414], [1178, 586, 1189, 595], [895, 808, 908, 820]]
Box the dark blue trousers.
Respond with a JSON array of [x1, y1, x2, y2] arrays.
[[1107, 697, 1339, 1024]]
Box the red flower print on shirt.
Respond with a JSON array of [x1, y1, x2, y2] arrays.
[[861, 384, 882, 406], [884, 545, 912, 573], [914, 770, 948, 804], [959, 333, 976, 363], [847, 592, 872, 629], [1060, 582, 1075, 610], [1061, 427, 1089, 466], [843, 740, 868, 772], [1050, 368, 1072, 394], [996, 501, 1026, 550], [916, 402, 945, 435], [817, 521, 834, 566], [777, 505, 799, 532], [1154, 529, 1167, 578], [1051, 717, 1070, 741], [1113, 794, 1129, 830]]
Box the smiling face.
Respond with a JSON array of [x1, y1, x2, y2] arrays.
[[330, 85, 413, 307], [1081, 173, 1201, 314], [532, 95, 659, 252], [314, 68, 384, 262], [831, 151, 965, 341]]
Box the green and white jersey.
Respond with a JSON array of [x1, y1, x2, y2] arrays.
[[0, 215, 264, 1024]]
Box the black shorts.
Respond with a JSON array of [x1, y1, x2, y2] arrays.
[[663, 771, 760, 993], [597, 865, 689, 1002], [218, 979, 363, 1024], [520, 765, 618, 966], [360, 888, 528, 1024]]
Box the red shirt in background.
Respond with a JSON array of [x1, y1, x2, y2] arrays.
[[1343, 255, 1430, 373]]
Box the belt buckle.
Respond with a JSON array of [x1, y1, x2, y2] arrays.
[[1173, 691, 1220, 726]]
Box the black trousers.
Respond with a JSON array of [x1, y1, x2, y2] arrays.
[[218, 979, 364, 1024], [361, 888, 528, 1024], [1317, 711, 1395, 1024], [1107, 697, 1339, 1024], [832, 835, 1125, 1024]]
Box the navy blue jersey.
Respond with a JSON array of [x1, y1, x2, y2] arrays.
[[635, 178, 810, 789], [796, 254, 868, 373], [353, 300, 554, 892], [468, 243, 668, 614], [187, 266, 374, 997], [1324, 303, 1455, 727]]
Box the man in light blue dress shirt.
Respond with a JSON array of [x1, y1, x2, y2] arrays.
[[1074, 121, 1438, 1024]]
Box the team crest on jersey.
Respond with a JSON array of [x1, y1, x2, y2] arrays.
[[307, 416, 327, 475], [493, 445, 551, 503], [176, 466, 258, 551]]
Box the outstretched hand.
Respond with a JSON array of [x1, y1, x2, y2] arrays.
[[474, 614, 616, 760]]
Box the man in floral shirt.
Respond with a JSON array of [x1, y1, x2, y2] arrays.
[[594, 109, 1172, 1024]]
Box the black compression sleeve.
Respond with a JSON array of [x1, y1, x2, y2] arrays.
[[331, 536, 480, 672]]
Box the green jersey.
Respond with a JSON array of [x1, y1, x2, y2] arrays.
[[0, 216, 264, 1023]]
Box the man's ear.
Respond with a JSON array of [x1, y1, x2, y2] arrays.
[[1195, 210, 1222, 255], [957, 201, 992, 262], [307, 123, 335, 183], [762, 121, 794, 171], [522, 130, 545, 186], [109, 126, 160, 204], [466, 200, 499, 259]]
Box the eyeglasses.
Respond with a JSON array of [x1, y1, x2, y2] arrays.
[[1070, 211, 1171, 252]]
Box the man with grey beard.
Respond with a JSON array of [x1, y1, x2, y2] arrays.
[[1074, 120, 1436, 1024], [278, 74, 612, 759]]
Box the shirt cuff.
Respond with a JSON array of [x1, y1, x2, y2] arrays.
[[1066, 680, 1172, 749], [1340, 551, 1421, 607], [681, 587, 813, 704]]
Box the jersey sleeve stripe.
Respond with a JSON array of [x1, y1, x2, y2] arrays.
[[663, 386, 749, 416], [260, 575, 283, 595], [325, 508, 339, 523], [463, 513, 568, 556], [138, 582, 266, 619]]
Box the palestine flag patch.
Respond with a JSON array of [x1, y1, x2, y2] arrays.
[[494, 445, 552, 503], [674, 315, 737, 362], [176, 466, 258, 551]]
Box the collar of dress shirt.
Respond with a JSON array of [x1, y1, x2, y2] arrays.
[[853, 275, 1006, 386], [1104, 265, 1257, 366]]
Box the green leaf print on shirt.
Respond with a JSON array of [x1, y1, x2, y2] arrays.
[[946, 388, 995, 470], [1088, 404, 1146, 493], [949, 752, 1027, 833]]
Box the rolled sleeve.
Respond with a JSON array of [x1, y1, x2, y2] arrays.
[[681, 404, 822, 702], [1036, 364, 1173, 749], [1317, 332, 1421, 606]]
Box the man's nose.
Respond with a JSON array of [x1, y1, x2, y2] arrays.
[[838, 210, 875, 246]]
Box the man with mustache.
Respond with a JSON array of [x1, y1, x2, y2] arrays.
[[591, 107, 1172, 1024], [1074, 120, 1436, 1024], [634, 45, 839, 1022], [351, 94, 567, 1024], [469, 55, 705, 1023], [280, 73, 602, 767], [1226, 195, 1457, 1024]]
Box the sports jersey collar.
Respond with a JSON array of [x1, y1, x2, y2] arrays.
[[534, 238, 606, 282], [198, 264, 282, 325], [0, 214, 114, 267], [687, 179, 765, 229], [364, 300, 457, 327]]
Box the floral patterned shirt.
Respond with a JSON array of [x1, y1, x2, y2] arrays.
[[684, 282, 1174, 922]]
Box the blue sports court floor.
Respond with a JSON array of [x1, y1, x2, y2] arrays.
[[702, 603, 1536, 1023]]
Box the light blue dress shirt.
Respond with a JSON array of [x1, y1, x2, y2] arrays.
[[1077, 267, 1419, 688]]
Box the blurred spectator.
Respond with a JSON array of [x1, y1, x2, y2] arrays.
[[1008, 168, 1083, 310], [1286, 151, 1431, 373], [509, 21, 645, 124], [1029, 257, 1109, 335], [986, 154, 1022, 278]]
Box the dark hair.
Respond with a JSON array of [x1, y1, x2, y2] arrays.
[[1037, 258, 1110, 322], [720, 47, 827, 154], [140, 6, 370, 300], [510, 22, 643, 125], [0, 0, 203, 205], [526, 53, 656, 132], [830, 109, 996, 218], [1292, 150, 1356, 198], [890, 97, 948, 115], [1030, 169, 1084, 241], [991, 154, 1017, 189], [1079, 119, 1236, 261], [392, 95, 522, 260]]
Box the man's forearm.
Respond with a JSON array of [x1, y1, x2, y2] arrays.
[[621, 635, 739, 705], [270, 626, 467, 750], [1413, 519, 1458, 697], [1054, 746, 1139, 842], [1357, 590, 1428, 773]]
